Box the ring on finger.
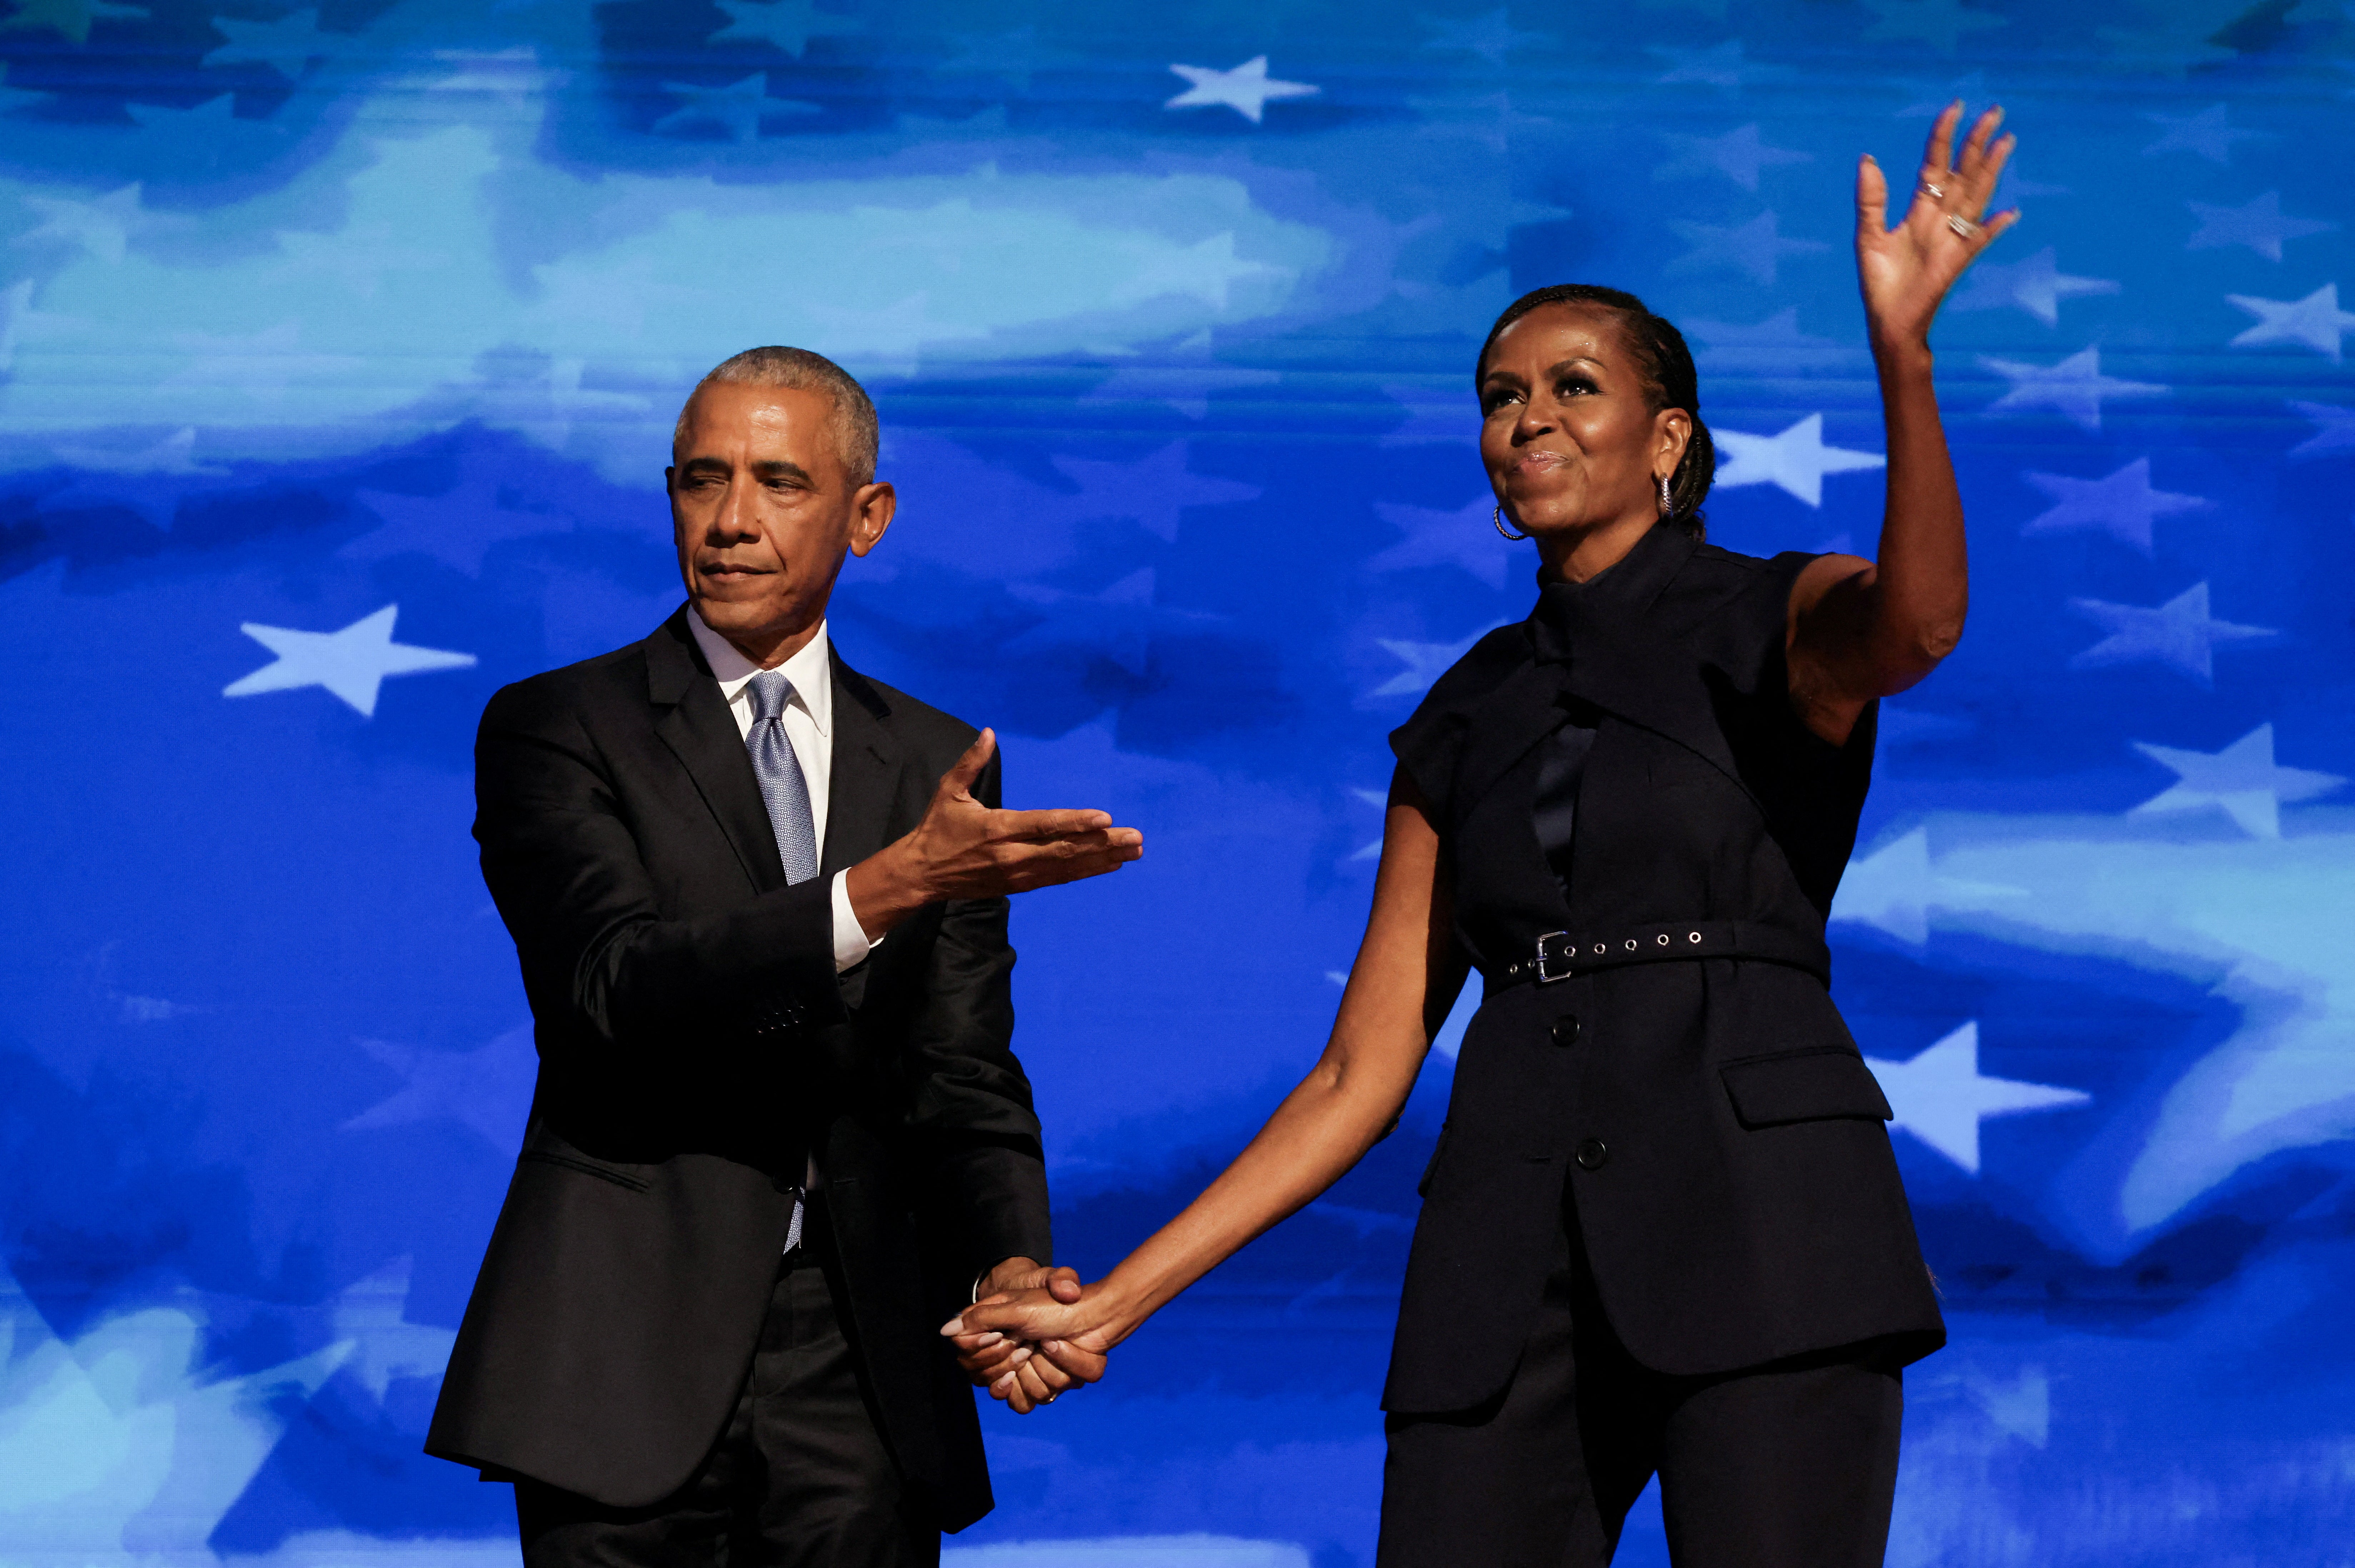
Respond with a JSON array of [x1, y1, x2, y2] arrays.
[[1917, 179, 1947, 199], [1945, 214, 1985, 240]]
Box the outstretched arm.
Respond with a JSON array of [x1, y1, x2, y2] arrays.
[[950, 771, 1468, 1391], [1788, 102, 2018, 747]]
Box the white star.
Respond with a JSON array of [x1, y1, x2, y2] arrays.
[[1368, 496, 1515, 589], [1164, 57, 1319, 124], [1110, 231, 1281, 310], [1862, 0, 2007, 52], [1866, 1022, 2089, 1174], [1712, 414, 1884, 506], [2141, 104, 2266, 165], [1950, 246, 2121, 327], [706, 0, 862, 56], [1649, 40, 1788, 88], [1831, 826, 2021, 945], [2019, 457, 2208, 556], [12, 181, 142, 264], [2226, 283, 2355, 362], [1003, 568, 1226, 677], [2186, 191, 2337, 262], [2131, 724, 2345, 838], [0, 0, 147, 44], [1654, 123, 1811, 192], [1421, 9, 1548, 65], [328, 1257, 461, 1403], [1681, 307, 1850, 371], [223, 604, 476, 717], [1049, 441, 1260, 543], [2288, 399, 2355, 459], [1665, 209, 1828, 287], [202, 8, 344, 79], [344, 1024, 535, 1150], [1981, 346, 2166, 431], [1369, 629, 1490, 699], [2068, 581, 2275, 685], [654, 73, 820, 142]]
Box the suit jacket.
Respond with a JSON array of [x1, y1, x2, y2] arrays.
[[425, 607, 1051, 1531], [1382, 523, 1944, 1413]]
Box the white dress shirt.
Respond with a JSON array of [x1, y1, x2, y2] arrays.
[[686, 608, 877, 973]]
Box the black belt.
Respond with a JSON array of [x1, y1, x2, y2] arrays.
[[1489, 920, 1831, 989]]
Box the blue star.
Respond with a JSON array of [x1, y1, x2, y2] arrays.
[[1654, 123, 1811, 192], [1378, 380, 1479, 450], [1665, 209, 1828, 287], [2288, 399, 2355, 460], [1951, 246, 2120, 327], [1369, 629, 1491, 700], [202, 8, 346, 79], [1003, 569, 1226, 677], [2131, 723, 2344, 839], [706, 0, 862, 58], [42, 426, 226, 528], [2019, 458, 2208, 556], [222, 605, 477, 717], [1405, 89, 1550, 152], [0, 278, 30, 374], [1831, 827, 2023, 946], [2141, 104, 2266, 165], [1080, 339, 1281, 420], [1421, 9, 1549, 65], [654, 74, 821, 142], [1165, 57, 1319, 124], [13, 181, 142, 264], [2186, 191, 2338, 262], [1981, 346, 2166, 431], [1649, 40, 1788, 88], [1367, 496, 1516, 589], [328, 1257, 463, 1404], [1866, 1023, 2087, 1174], [1862, 0, 2008, 53], [1049, 441, 1260, 542], [344, 1025, 537, 1154], [943, 26, 1067, 90], [1894, 70, 1989, 119], [1681, 307, 1851, 372], [1712, 414, 1884, 505], [0, 0, 147, 44], [2227, 283, 2355, 362], [2068, 582, 2275, 686], [343, 455, 575, 577]]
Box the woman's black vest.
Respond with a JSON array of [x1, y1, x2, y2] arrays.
[[1382, 522, 1944, 1413]]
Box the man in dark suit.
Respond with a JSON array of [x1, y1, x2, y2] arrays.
[[426, 345, 1137, 1566]]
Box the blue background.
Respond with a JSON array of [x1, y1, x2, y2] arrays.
[[4, 2, 2354, 1564]]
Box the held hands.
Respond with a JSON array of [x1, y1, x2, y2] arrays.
[[846, 728, 1143, 938], [943, 1272, 1120, 1415], [1857, 101, 2019, 358]]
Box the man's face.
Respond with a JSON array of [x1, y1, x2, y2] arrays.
[[666, 382, 893, 660]]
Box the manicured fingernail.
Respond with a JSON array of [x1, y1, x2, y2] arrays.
[[992, 1373, 1015, 1392], [939, 1318, 964, 1336], [1044, 1340, 1064, 1352], [1008, 1346, 1032, 1364], [975, 1332, 1002, 1348]]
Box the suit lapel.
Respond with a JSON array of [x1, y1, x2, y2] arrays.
[[644, 609, 788, 893], [822, 652, 903, 878]]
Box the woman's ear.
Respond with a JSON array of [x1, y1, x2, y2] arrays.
[[1655, 407, 1693, 480]]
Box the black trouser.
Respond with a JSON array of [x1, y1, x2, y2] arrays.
[[1378, 1195, 1904, 1568], [516, 1227, 937, 1568]]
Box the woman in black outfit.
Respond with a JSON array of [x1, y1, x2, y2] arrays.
[[954, 104, 2019, 1566]]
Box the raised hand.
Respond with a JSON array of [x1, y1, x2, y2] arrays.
[[847, 728, 1144, 938], [1856, 101, 2018, 356]]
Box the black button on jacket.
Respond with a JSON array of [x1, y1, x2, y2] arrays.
[[1383, 524, 1944, 1415]]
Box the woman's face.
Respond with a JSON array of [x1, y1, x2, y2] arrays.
[[1478, 304, 1689, 547]]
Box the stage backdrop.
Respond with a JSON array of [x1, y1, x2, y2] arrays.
[[4, 1, 2353, 1563]]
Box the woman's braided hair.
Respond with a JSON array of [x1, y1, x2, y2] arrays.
[[1474, 284, 1715, 540]]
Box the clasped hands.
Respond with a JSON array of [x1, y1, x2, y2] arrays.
[[942, 1261, 1116, 1415]]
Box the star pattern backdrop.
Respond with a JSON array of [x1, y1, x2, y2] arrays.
[[1, 1, 2352, 1565]]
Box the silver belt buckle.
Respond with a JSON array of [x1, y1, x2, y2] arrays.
[[1535, 931, 1578, 983]]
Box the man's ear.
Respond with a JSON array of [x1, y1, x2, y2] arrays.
[[848, 481, 896, 557]]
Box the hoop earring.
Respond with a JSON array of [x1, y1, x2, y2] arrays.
[[1492, 504, 1529, 542], [1656, 474, 1674, 520]]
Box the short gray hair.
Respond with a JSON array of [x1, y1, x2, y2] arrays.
[[672, 346, 880, 486]]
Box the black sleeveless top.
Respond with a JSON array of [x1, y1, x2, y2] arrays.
[[1377, 523, 1944, 1413]]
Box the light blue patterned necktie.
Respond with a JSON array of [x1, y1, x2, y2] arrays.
[[744, 668, 820, 886]]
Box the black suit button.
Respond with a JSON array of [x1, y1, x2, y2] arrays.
[[1550, 1014, 1581, 1047], [1575, 1138, 1609, 1171]]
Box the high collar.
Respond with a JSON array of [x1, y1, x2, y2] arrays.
[[1530, 523, 1696, 664]]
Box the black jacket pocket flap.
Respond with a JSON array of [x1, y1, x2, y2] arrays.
[[1720, 1048, 1892, 1129]]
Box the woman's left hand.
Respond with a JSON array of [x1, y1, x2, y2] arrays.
[[1856, 101, 2018, 357]]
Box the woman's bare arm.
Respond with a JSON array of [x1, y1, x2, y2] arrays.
[[951, 774, 1468, 1380], [1788, 102, 2018, 747]]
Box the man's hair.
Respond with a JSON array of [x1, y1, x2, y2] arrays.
[[672, 346, 881, 486]]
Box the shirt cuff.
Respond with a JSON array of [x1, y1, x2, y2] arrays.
[[830, 869, 877, 973]]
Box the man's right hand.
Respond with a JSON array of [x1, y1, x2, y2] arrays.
[[845, 728, 1142, 939]]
